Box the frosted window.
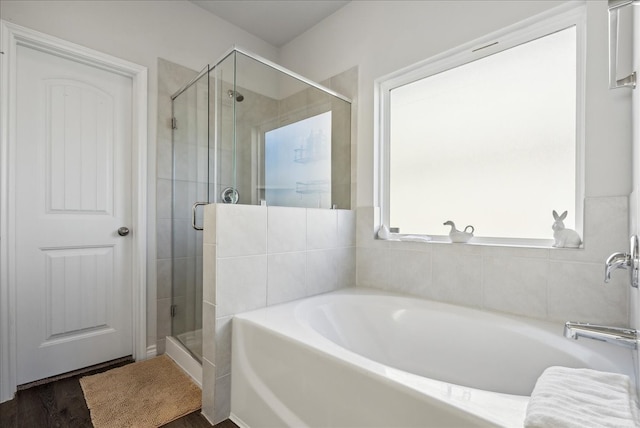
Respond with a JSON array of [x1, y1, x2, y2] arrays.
[[265, 112, 332, 208], [389, 26, 576, 239]]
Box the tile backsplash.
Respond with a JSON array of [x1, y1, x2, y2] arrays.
[[356, 196, 630, 327]]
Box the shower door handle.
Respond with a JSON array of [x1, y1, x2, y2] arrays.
[[192, 202, 208, 231]]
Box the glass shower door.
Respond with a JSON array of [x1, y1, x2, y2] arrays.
[[171, 68, 209, 362]]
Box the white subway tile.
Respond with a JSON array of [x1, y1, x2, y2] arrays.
[[337, 209, 356, 248], [156, 179, 172, 220], [156, 219, 172, 259], [267, 206, 306, 254], [213, 374, 231, 425], [201, 358, 216, 421], [385, 249, 432, 298], [172, 257, 187, 297], [548, 261, 629, 326], [156, 259, 172, 300], [267, 252, 307, 305], [483, 256, 548, 319], [157, 297, 171, 339], [357, 248, 431, 297], [172, 180, 191, 220], [307, 208, 338, 250], [216, 255, 267, 317], [306, 249, 338, 295], [202, 244, 216, 305], [216, 204, 267, 257], [156, 138, 173, 181], [215, 316, 233, 378], [336, 247, 356, 288], [171, 219, 190, 259], [356, 207, 377, 248], [202, 302, 216, 362], [430, 251, 482, 308], [356, 247, 391, 289], [203, 204, 217, 245]]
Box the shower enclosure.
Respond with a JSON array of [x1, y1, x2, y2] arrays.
[[169, 48, 351, 362]]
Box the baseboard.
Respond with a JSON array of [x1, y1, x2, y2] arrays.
[[146, 344, 157, 359], [229, 413, 250, 428], [202, 410, 216, 426]]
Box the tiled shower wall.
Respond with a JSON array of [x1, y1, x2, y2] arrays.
[[201, 204, 356, 424], [230, 66, 356, 210], [155, 59, 357, 356], [357, 196, 630, 327]]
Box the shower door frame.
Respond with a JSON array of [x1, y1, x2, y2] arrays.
[[0, 20, 149, 403], [169, 65, 210, 361]]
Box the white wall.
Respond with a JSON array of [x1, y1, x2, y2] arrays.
[[0, 0, 279, 352], [280, 0, 634, 326], [280, 0, 632, 204]]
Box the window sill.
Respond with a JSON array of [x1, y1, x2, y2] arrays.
[[377, 234, 583, 250]]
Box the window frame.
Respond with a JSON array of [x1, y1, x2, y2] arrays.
[[374, 2, 586, 247]]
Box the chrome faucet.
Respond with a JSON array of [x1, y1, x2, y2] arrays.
[[604, 235, 639, 287], [564, 322, 637, 349], [605, 251, 630, 282]]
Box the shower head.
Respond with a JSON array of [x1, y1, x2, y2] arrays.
[[227, 89, 244, 102]]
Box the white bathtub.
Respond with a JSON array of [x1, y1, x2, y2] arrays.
[[230, 288, 635, 427]]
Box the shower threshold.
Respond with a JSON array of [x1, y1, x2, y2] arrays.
[[176, 329, 203, 361], [165, 335, 202, 388]]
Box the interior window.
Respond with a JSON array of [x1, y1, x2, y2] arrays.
[[380, 13, 583, 244], [264, 111, 332, 208]]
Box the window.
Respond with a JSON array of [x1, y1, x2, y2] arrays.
[[264, 111, 332, 208], [376, 4, 585, 245]]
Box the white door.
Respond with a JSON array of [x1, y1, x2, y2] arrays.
[[15, 43, 133, 384]]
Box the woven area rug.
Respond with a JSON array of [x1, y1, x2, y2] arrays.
[[80, 355, 201, 428]]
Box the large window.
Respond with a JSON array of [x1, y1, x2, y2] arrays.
[[377, 5, 585, 245]]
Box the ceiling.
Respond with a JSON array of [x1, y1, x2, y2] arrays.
[[190, 0, 350, 47]]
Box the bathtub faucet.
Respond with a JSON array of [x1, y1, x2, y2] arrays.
[[604, 235, 639, 287], [563, 322, 637, 349], [605, 251, 630, 282]]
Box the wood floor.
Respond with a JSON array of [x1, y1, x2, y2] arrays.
[[0, 359, 238, 428]]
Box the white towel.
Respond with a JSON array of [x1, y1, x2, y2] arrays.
[[525, 366, 639, 428], [376, 225, 431, 243], [399, 234, 431, 242]]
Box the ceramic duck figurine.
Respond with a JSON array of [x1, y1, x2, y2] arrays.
[[443, 220, 474, 243]]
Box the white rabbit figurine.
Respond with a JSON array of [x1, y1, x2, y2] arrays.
[[552, 210, 581, 248]]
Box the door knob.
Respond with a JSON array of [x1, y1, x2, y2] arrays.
[[117, 227, 130, 236]]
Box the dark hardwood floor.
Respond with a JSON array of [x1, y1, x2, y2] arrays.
[[0, 359, 238, 428]]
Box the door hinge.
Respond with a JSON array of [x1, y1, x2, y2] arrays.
[[171, 117, 177, 129], [170, 304, 177, 317]]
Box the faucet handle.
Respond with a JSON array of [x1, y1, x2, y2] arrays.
[[604, 235, 639, 288], [604, 252, 629, 282], [630, 235, 639, 288]]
